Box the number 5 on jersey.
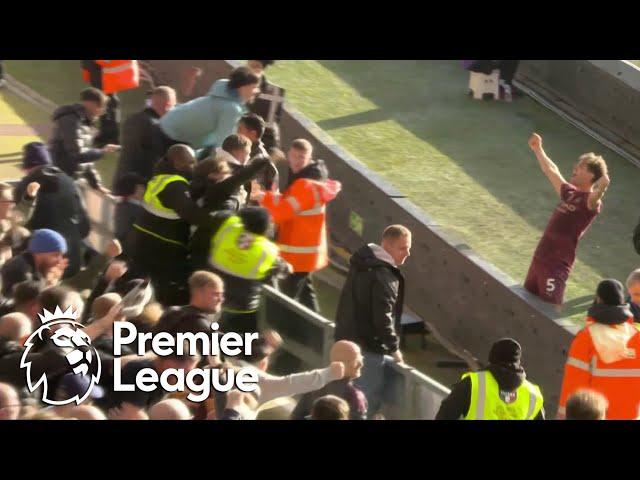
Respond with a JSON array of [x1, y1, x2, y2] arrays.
[[546, 278, 556, 293]]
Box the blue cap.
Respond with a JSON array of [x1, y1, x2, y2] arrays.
[[27, 229, 67, 254]]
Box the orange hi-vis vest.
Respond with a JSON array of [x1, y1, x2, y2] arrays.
[[82, 60, 139, 94], [558, 317, 640, 419], [261, 178, 340, 273]]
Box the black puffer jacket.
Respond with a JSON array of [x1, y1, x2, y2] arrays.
[[13, 166, 90, 278], [0, 252, 41, 298], [49, 103, 104, 190], [334, 244, 404, 355], [113, 107, 161, 183], [191, 157, 270, 213], [248, 140, 278, 192]]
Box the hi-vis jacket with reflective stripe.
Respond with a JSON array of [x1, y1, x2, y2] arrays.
[[261, 178, 340, 273], [462, 371, 543, 420], [133, 174, 190, 247], [209, 216, 279, 280], [559, 317, 640, 419], [82, 60, 139, 95]]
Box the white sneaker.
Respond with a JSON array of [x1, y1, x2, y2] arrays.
[[0, 79, 6, 88]]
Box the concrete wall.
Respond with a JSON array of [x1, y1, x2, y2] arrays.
[[146, 59, 582, 413], [516, 60, 640, 165]]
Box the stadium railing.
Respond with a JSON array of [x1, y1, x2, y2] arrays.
[[257, 284, 450, 419], [75, 184, 451, 419]]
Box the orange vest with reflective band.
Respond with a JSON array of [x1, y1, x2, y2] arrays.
[[261, 178, 329, 273], [559, 317, 640, 419], [82, 60, 139, 94]]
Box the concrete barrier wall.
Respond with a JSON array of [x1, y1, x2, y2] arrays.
[[516, 60, 640, 165], [147, 60, 579, 413]]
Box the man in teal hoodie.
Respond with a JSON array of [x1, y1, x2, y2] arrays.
[[155, 66, 260, 160]]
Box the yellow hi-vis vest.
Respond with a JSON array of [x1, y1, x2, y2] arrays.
[[462, 371, 544, 420], [141, 174, 189, 219], [209, 216, 279, 280]]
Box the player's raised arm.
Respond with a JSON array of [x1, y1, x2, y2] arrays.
[[528, 133, 566, 197], [587, 172, 610, 211]]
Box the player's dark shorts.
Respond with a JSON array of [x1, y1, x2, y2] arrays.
[[524, 259, 570, 305]]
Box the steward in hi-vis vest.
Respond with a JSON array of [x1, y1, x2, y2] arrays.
[[436, 338, 545, 420], [127, 144, 209, 306], [190, 207, 290, 334]]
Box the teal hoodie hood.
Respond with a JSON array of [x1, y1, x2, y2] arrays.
[[159, 79, 246, 150]]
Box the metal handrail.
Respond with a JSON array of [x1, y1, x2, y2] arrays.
[[258, 284, 450, 419]]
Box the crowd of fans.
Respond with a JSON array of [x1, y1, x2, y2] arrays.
[[1, 59, 640, 421]]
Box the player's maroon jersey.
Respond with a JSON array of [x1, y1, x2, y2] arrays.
[[532, 182, 600, 269]]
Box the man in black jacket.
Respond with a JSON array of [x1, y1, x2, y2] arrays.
[[334, 225, 411, 416], [435, 338, 545, 420], [113, 86, 177, 184], [49, 88, 120, 192], [14, 142, 91, 277], [246, 60, 283, 152], [237, 113, 279, 192]]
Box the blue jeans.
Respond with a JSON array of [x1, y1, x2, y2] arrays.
[[354, 351, 394, 416]]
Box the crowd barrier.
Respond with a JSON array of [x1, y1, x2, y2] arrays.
[[77, 185, 451, 419]]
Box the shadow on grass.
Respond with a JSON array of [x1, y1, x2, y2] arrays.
[[317, 107, 389, 131], [316, 60, 640, 293]]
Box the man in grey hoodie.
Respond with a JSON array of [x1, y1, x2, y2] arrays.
[[334, 225, 411, 415], [155, 67, 260, 161]]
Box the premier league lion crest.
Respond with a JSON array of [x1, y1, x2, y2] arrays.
[[20, 306, 101, 406]]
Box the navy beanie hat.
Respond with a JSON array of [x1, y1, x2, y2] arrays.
[[23, 142, 52, 169], [239, 207, 271, 235], [489, 338, 522, 367], [28, 229, 67, 254], [596, 279, 626, 306]]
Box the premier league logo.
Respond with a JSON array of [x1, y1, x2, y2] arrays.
[[20, 306, 101, 406]]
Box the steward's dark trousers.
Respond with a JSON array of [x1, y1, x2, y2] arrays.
[[279, 272, 320, 313], [126, 228, 191, 307]]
